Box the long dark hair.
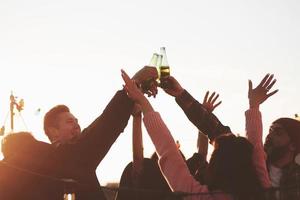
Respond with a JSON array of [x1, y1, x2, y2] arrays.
[[206, 134, 264, 200]]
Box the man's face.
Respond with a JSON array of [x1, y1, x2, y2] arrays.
[[54, 112, 81, 143], [268, 123, 291, 147], [265, 123, 293, 163]]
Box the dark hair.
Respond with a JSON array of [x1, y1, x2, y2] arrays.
[[206, 134, 263, 200], [1, 132, 35, 158], [270, 118, 300, 153], [43, 105, 70, 141]]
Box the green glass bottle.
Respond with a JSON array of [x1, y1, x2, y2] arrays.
[[149, 53, 159, 67], [156, 54, 162, 82], [140, 53, 159, 93]]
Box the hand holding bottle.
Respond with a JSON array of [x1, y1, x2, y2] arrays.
[[162, 76, 184, 97], [122, 69, 154, 115], [132, 66, 159, 97]]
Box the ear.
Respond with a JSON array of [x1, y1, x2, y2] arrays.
[[47, 127, 60, 142]]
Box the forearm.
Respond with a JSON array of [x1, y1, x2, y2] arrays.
[[132, 114, 144, 165], [139, 98, 155, 115], [143, 112, 205, 193], [79, 89, 134, 167], [245, 108, 271, 188], [176, 90, 231, 141], [197, 131, 208, 160]]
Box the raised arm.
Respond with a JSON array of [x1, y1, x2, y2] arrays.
[[59, 67, 158, 169], [162, 76, 231, 141], [186, 91, 221, 182], [131, 104, 144, 178], [246, 74, 278, 189], [198, 91, 221, 156], [121, 69, 208, 195]]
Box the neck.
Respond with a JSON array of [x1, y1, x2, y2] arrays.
[[272, 152, 294, 168]]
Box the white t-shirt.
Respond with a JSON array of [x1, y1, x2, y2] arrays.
[[269, 164, 283, 200]]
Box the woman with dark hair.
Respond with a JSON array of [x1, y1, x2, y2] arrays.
[[205, 134, 261, 198], [121, 70, 276, 200]]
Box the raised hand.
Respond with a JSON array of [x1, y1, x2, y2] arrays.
[[122, 69, 155, 115], [202, 91, 222, 113], [248, 74, 278, 108], [132, 66, 159, 97], [122, 69, 146, 105], [161, 76, 184, 97]]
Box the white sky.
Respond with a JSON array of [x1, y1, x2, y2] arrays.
[[0, 0, 299, 184]]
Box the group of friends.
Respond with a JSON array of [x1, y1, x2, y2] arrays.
[[0, 66, 299, 200]]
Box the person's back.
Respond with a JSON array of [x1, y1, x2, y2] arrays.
[[116, 158, 173, 200], [0, 132, 65, 200]]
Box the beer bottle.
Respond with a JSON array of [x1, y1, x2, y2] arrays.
[[141, 53, 159, 93], [159, 47, 170, 79], [156, 54, 162, 83], [159, 47, 170, 89], [149, 53, 159, 67]]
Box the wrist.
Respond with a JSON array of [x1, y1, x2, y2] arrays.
[[174, 88, 185, 98], [132, 112, 142, 117], [249, 101, 259, 109], [140, 100, 154, 114]]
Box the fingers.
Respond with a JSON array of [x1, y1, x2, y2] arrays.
[[143, 80, 158, 97], [121, 69, 131, 85], [267, 89, 279, 98], [203, 91, 209, 104], [204, 91, 219, 105], [213, 101, 222, 110], [211, 93, 219, 105], [144, 66, 159, 79], [248, 80, 253, 91], [121, 69, 140, 95], [149, 81, 158, 97], [128, 67, 159, 98], [260, 74, 277, 97], [262, 74, 274, 89], [208, 92, 215, 103], [202, 91, 221, 112], [122, 84, 130, 97], [258, 74, 270, 87], [266, 79, 276, 90]]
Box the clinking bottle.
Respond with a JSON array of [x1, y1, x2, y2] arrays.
[[149, 53, 159, 67], [140, 53, 159, 93], [159, 47, 170, 78], [159, 47, 170, 88]]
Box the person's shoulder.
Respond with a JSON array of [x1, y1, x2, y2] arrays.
[[2, 132, 49, 157]]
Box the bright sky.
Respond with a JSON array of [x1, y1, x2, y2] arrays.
[[0, 0, 299, 184]]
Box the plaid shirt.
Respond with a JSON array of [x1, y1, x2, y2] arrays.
[[175, 90, 300, 199], [175, 90, 231, 141], [275, 162, 300, 200]]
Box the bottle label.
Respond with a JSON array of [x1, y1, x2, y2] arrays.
[[159, 66, 170, 78]]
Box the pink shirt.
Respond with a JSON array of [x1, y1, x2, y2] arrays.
[[245, 108, 271, 188], [143, 111, 232, 200], [143, 109, 270, 200]]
